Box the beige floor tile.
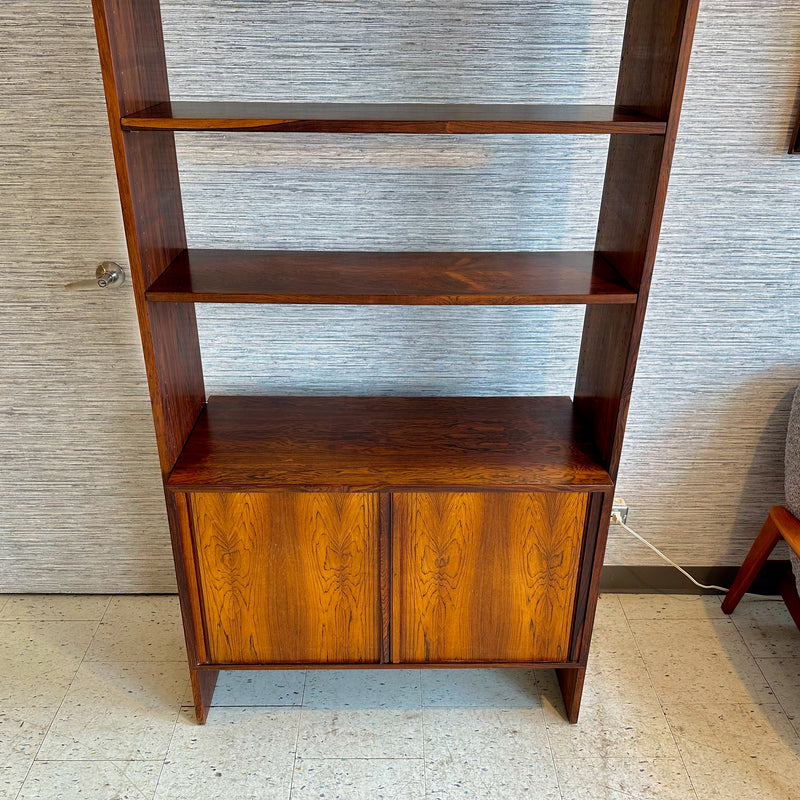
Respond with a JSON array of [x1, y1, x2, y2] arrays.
[[555, 757, 698, 800], [0, 621, 97, 708], [756, 656, 800, 735], [630, 617, 774, 705], [2, 760, 33, 800], [619, 593, 727, 621], [587, 617, 639, 658], [540, 664, 678, 761], [585, 595, 642, 664], [297, 708, 422, 759], [573, 603, 666, 710], [544, 694, 680, 760], [37, 661, 187, 761], [0, 595, 111, 621], [0, 595, 9, 616], [593, 593, 627, 628], [303, 669, 420, 710], [537, 649, 661, 712], [185, 669, 307, 708], [18, 761, 162, 800], [422, 668, 538, 708], [665, 702, 800, 800], [0, 706, 59, 800], [424, 707, 558, 799], [729, 598, 800, 659], [297, 669, 422, 759], [9, 591, 800, 799], [291, 758, 425, 800], [156, 707, 297, 800], [86, 596, 186, 662]]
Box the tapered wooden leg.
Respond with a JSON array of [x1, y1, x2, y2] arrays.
[[190, 669, 219, 724], [557, 666, 585, 724], [722, 510, 783, 614], [779, 570, 800, 632]]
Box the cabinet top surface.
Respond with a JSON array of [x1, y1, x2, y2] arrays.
[[167, 395, 612, 492]]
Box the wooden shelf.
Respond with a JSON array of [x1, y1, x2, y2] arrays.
[[122, 101, 667, 135], [167, 395, 613, 492], [145, 250, 637, 305]]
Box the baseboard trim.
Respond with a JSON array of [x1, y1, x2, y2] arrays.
[[600, 562, 792, 594]]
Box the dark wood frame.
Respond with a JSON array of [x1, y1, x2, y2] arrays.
[[90, 0, 699, 725]]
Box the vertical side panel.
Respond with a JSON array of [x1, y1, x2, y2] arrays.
[[567, 490, 614, 661], [191, 492, 381, 664], [574, 303, 637, 473], [167, 491, 208, 665], [576, 0, 699, 475], [92, 0, 204, 475], [394, 492, 587, 663]]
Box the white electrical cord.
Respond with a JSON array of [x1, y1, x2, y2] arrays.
[[611, 511, 729, 593]]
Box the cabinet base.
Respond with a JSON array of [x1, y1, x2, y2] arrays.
[[188, 664, 587, 724]]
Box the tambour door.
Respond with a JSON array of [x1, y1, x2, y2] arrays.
[[392, 491, 588, 663], [186, 491, 381, 664]]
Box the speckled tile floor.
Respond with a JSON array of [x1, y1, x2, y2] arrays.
[[2, 592, 800, 799]]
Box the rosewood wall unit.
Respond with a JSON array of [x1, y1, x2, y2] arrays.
[[91, 0, 699, 724]]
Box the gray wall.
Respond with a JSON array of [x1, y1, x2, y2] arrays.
[[1, 0, 799, 590]]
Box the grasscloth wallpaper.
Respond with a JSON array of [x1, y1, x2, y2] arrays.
[[0, 0, 798, 591]]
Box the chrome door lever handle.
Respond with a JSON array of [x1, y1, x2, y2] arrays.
[[65, 261, 125, 291]]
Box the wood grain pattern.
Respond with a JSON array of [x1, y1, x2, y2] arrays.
[[379, 493, 392, 663], [91, 0, 205, 476], [190, 491, 380, 664], [575, 0, 699, 478], [146, 249, 637, 305], [190, 669, 218, 725], [393, 492, 587, 662], [167, 396, 612, 493], [574, 303, 637, 471], [123, 101, 666, 134], [557, 666, 586, 724], [567, 491, 613, 660], [171, 491, 208, 665]]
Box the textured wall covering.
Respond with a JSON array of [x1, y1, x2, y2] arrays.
[[1, 0, 799, 591], [0, 3, 173, 591]]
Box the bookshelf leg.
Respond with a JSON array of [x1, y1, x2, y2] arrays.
[[190, 669, 219, 725], [557, 666, 585, 724]]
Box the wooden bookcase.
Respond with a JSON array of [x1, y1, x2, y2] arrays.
[[91, 0, 699, 724]]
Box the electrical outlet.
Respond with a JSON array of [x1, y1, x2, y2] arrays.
[[611, 497, 629, 525]]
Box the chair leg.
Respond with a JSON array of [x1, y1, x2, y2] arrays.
[[779, 570, 800, 632], [721, 509, 782, 614]]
